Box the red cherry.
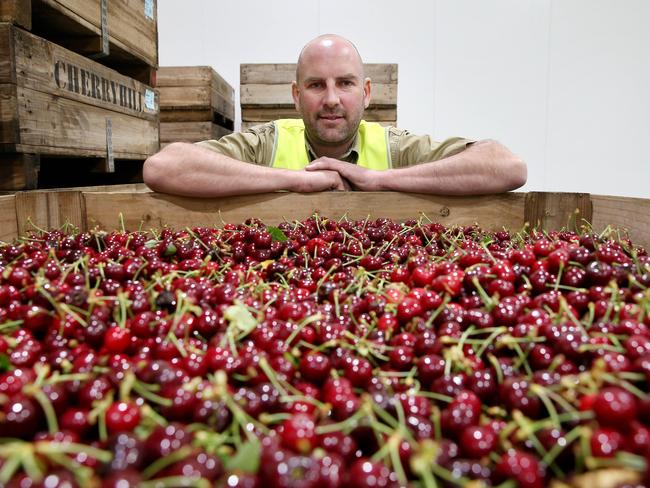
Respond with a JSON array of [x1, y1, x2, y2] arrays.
[[106, 401, 141, 434]]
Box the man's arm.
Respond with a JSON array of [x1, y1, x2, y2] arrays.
[[143, 142, 349, 198], [304, 140, 527, 195]]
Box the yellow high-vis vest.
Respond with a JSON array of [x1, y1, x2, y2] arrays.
[[271, 119, 391, 170]]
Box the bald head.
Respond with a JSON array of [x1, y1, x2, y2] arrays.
[[296, 34, 365, 83]]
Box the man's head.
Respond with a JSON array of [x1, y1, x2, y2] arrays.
[[292, 34, 371, 156]]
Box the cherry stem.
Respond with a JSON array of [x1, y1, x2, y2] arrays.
[[141, 445, 194, 480]]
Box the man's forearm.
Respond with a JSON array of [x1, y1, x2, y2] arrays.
[[144, 142, 310, 197], [374, 140, 527, 195]]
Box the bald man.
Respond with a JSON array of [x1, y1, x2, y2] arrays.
[[144, 35, 526, 197]]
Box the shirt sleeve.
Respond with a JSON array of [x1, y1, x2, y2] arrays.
[[389, 127, 475, 168], [195, 122, 275, 166]]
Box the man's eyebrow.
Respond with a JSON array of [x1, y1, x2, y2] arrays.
[[302, 74, 360, 84]]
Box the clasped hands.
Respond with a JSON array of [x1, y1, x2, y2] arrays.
[[299, 157, 381, 192]]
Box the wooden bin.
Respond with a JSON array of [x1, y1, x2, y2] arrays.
[[0, 0, 158, 85], [240, 63, 398, 131], [0, 23, 159, 190], [1, 190, 649, 253], [158, 66, 234, 146]]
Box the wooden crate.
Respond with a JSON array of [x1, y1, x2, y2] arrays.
[[0, 23, 159, 190], [1, 190, 649, 253], [158, 66, 234, 144], [0, 0, 158, 84], [240, 63, 397, 128]]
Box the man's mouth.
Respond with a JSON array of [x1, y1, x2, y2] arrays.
[[319, 114, 344, 121]]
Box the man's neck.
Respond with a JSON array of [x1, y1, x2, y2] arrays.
[[306, 134, 355, 160]]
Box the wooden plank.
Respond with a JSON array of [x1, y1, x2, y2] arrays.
[[159, 85, 234, 119], [0, 20, 16, 84], [160, 109, 213, 123], [33, 0, 157, 67], [240, 63, 398, 84], [160, 121, 231, 143], [0, 84, 18, 144], [240, 83, 396, 107], [591, 194, 650, 250], [82, 191, 526, 231], [239, 120, 396, 132], [0, 0, 31, 30], [242, 106, 397, 122], [0, 193, 17, 242], [12, 85, 159, 158], [10, 25, 158, 120], [524, 192, 593, 232], [14, 189, 85, 235], [0, 153, 39, 190], [157, 66, 234, 101]]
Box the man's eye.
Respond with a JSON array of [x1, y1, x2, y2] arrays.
[[309, 82, 323, 89]]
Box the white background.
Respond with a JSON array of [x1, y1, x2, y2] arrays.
[[158, 0, 650, 197]]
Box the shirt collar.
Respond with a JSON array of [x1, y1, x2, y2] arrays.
[[304, 132, 360, 164]]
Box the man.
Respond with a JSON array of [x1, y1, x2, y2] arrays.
[[144, 35, 526, 198]]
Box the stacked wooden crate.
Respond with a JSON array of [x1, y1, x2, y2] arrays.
[[158, 66, 234, 146], [0, 0, 159, 190], [240, 63, 397, 131]]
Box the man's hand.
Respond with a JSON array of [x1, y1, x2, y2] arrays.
[[290, 168, 351, 193], [305, 157, 381, 191]]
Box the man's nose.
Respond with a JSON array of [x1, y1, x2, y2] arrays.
[[323, 84, 340, 107]]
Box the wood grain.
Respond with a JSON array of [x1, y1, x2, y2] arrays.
[[14, 189, 85, 235], [0, 193, 18, 242], [34, 0, 157, 67], [524, 192, 593, 232], [14, 85, 159, 157], [240, 63, 397, 84], [157, 66, 234, 100], [591, 194, 650, 250], [240, 83, 397, 107], [82, 191, 527, 232], [159, 86, 234, 119], [0, 153, 38, 190], [0, 0, 31, 30]]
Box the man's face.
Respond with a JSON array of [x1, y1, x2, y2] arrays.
[[293, 43, 371, 150]]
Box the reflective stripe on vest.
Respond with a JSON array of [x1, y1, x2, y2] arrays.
[[271, 119, 391, 170]]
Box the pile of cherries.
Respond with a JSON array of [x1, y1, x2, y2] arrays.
[[1, 216, 650, 487]]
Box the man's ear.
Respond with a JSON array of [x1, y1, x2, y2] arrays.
[[292, 81, 301, 112], [363, 77, 372, 109]]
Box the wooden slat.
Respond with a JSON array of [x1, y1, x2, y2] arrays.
[[11, 25, 158, 120], [33, 0, 157, 67], [13, 85, 158, 158], [0, 153, 39, 190], [0, 193, 18, 241], [242, 106, 397, 122], [240, 83, 397, 107], [240, 63, 398, 84], [0, 84, 18, 143], [0, 20, 15, 84], [160, 121, 231, 143], [157, 66, 234, 100], [82, 191, 526, 231], [14, 189, 85, 236], [159, 86, 234, 119], [160, 109, 213, 123], [591, 194, 650, 250], [524, 192, 593, 232], [0, 0, 31, 30]]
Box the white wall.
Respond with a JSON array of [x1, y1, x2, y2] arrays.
[[158, 0, 650, 198]]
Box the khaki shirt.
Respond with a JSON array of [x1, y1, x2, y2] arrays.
[[197, 121, 474, 168]]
